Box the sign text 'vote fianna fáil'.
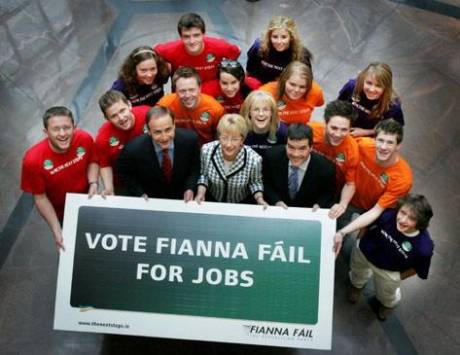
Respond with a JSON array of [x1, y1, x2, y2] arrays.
[[54, 194, 336, 350]]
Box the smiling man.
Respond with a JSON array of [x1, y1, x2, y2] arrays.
[[308, 100, 359, 219], [262, 123, 336, 209], [117, 106, 200, 201], [154, 13, 240, 84], [347, 194, 434, 321], [157, 67, 224, 145], [96, 90, 150, 195], [21, 106, 99, 252], [334, 119, 413, 256]]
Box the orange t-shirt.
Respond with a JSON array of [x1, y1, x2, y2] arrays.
[[351, 138, 413, 210], [259, 81, 324, 124], [309, 121, 359, 189], [157, 93, 224, 145]]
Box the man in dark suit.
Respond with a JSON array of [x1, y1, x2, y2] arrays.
[[117, 106, 200, 201], [263, 124, 336, 209]]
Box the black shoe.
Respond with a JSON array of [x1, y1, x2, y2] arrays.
[[347, 284, 362, 304]]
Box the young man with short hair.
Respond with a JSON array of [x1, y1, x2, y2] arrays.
[[154, 12, 240, 83], [347, 194, 434, 321], [95, 90, 150, 195], [21, 107, 99, 252], [334, 119, 413, 256], [308, 100, 359, 219], [157, 67, 224, 145]]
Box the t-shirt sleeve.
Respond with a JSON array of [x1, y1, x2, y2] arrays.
[[133, 105, 151, 125], [211, 100, 225, 128], [153, 42, 170, 61], [338, 79, 355, 101], [157, 94, 175, 108], [259, 82, 277, 97], [110, 79, 126, 94], [245, 76, 262, 91], [223, 40, 241, 60], [414, 253, 433, 279], [385, 100, 404, 126], [246, 40, 260, 74], [345, 140, 360, 183], [95, 128, 111, 167], [21, 152, 45, 194], [311, 82, 324, 107], [201, 80, 219, 97], [84, 132, 99, 164], [377, 168, 413, 209], [378, 209, 397, 226]]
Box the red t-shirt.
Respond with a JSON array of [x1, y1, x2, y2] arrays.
[[21, 129, 99, 219], [309, 121, 359, 189], [154, 36, 240, 83], [95, 105, 149, 168], [158, 93, 224, 145], [351, 138, 413, 210], [260, 81, 324, 124], [201, 77, 261, 113]]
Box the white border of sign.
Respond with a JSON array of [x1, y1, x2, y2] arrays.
[[54, 193, 336, 350]]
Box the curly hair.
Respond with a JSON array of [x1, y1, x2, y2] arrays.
[[260, 16, 311, 63], [352, 62, 399, 119], [118, 46, 170, 97]]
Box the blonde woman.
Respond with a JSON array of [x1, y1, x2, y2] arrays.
[[259, 61, 324, 125], [240, 90, 287, 157], [246, 16, 312, 83], [195, 114, 267, 205], [338, 62, 404, 137]]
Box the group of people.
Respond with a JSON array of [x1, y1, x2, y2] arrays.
[[21, 13, 434, 322]]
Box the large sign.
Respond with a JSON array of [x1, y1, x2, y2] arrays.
[[54, 194, 336, 350]]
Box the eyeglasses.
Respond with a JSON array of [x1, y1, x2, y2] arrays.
[[251, 107, 271, 113], [220, 58, 241, 69]]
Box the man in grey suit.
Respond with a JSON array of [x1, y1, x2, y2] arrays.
[[117, 106, 200, 201], [263, 124, 336, 209]]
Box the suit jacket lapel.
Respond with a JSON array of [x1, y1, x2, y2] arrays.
[[211, 143, 227, 181], [279, 153, 291, 200], [296, 155, 316, 201], [142, 135, 162, 179]]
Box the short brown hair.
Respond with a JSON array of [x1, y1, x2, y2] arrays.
[[172, 66, 201, 90], [375, 118, 403, 144], [42, 106, 74, 128], [98, 90, 130, 118], [398, 194, 434, 231], [177, 13, 205, 35]]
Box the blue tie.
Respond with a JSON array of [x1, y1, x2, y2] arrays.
[[288, 166, 299, 200]]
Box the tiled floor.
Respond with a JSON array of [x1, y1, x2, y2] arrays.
[[0, 0, 459, 354]]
